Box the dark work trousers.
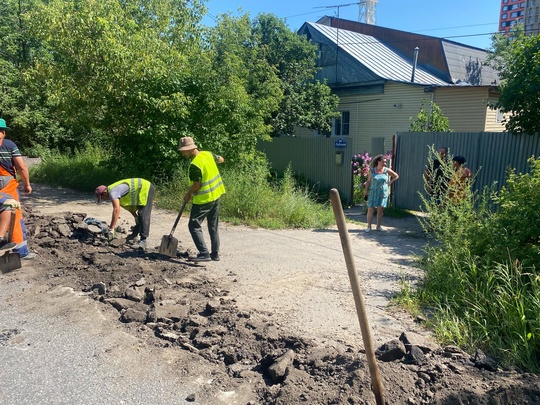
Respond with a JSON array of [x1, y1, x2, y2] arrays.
[[188, 198, 220, 255], [133, 184, 155, 239]]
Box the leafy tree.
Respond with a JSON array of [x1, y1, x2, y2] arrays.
[[0, 0, 65, 151], [485, 25, 525, 74], [493, 32, 540, 134], [24, 0, 208, 177], [252, 13, 339, 136], [192, 12, 280, 165], [2, 1, 339, 178], [409, 99, 452, 132]]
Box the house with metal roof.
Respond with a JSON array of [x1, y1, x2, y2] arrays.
[[294, 17, 504, 155]]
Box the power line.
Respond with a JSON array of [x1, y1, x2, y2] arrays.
[[329, 29, 501, 49], [414, 22, 499, 33]]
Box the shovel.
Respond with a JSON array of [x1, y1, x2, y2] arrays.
[[159, 200, 187, 257]]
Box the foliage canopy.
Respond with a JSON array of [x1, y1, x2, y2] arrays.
[[416, 151, 540, 371], [487, 26, 540, 134], [0, 0, 339, 182], [409, 99, 452, 132]]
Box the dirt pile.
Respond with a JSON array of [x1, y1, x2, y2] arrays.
[[13, 208, 540, 404]]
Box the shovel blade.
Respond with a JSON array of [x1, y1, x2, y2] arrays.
[[159, 234, 178, 258], [0, 252, 22, 274]]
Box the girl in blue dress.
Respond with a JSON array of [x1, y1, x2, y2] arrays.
[[363, 154, 399, 232]]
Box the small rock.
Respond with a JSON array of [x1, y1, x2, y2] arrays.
[[188, 315, 208, 327], [56, 224, 72, 237], [91, 282, 106, 295], [268, 349, 295, 382], [105, 297, 149, 313], [125, 286, 144, 302], [155, 303, 189, 322], [418, 371, 431, 383], [444, 345, 465, 354], [205, 300, 220, 314], [405, 345, 426, 365], [400, 331, 438, 353], [134, 277, 146, 287], [155, 330, 179, 342], [473, 349, 498, 372], [121, 308, 147, 323], [376, 339, 406, 362]]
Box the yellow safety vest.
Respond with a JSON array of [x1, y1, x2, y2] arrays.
[[190, 152, 225, 205], [108, 178, 151, 207]]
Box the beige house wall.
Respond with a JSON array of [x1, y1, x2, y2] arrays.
[[294, 83, 503, 155], [433, 87, 505, 132], [294, 83, 430, 154]]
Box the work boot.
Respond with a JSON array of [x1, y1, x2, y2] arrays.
[[138, 239, 147, 249], [0, 237, 16, 251], [21, 252, 37, 260], [190, 253, 211, 262], [126, 232, 139, 243]]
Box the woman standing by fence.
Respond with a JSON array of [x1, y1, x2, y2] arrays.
[[363, 154, 399, 232]]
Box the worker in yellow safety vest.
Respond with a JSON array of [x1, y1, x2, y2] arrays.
[[178, 137, 225, 262], [95, 178, 155, 249]]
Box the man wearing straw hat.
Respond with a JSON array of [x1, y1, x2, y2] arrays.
[[178, 137, 225, 262]]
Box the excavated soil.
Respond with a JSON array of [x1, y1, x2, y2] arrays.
[[2, 184, 540, 404]]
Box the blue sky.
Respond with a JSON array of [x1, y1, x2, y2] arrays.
[[202, 0, 500, 50]]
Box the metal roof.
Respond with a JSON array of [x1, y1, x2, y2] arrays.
[[441, 41, 500, 86], [305, 22, 450, 86]]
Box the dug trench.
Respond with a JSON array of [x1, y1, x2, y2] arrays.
[[2, 185, 540, 404]]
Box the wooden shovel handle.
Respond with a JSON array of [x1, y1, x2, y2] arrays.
[[8, 208, 16, 243], [329, 189, 385, 405], [169, 201, 187, 237]]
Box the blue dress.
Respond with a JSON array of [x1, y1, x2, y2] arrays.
[[367, 167, 389, 208]]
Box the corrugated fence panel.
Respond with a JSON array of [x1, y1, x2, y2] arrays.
[[258, 132, 540, 211], [258, 138, 354, 203], [394, 132, 540, 211]]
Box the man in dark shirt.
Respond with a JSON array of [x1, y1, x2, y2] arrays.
[[425, 146, 449, 205]]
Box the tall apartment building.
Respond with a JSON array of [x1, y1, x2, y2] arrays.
[[524, 0, 540, 34], [499, 0, 526, 34]]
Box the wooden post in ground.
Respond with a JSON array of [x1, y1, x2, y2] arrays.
[[329, 188, 385, 405]]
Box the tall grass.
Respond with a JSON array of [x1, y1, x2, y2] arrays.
[[30, 143, 122, 191], [31, 146, 335, 229], [409, 152, 540, 372]]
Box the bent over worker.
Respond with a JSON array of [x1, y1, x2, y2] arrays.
[[178, 137, 225, 262], [0, 118, 33, 258], [95, 178, 155, 249]]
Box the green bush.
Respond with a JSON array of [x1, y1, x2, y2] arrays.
[[30, 143, 122, 191], [413, 154, 540, 372]]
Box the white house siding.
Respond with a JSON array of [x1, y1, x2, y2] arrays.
[[433, 87, 504, 132]]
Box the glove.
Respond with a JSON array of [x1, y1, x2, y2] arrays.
[[3, 199, 21, 209], [107, 229, 116, 241]]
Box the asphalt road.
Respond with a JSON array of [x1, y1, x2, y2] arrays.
[[0, 183, 427, 405]]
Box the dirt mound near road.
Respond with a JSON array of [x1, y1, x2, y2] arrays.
[[10, 207, 539, 404]]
